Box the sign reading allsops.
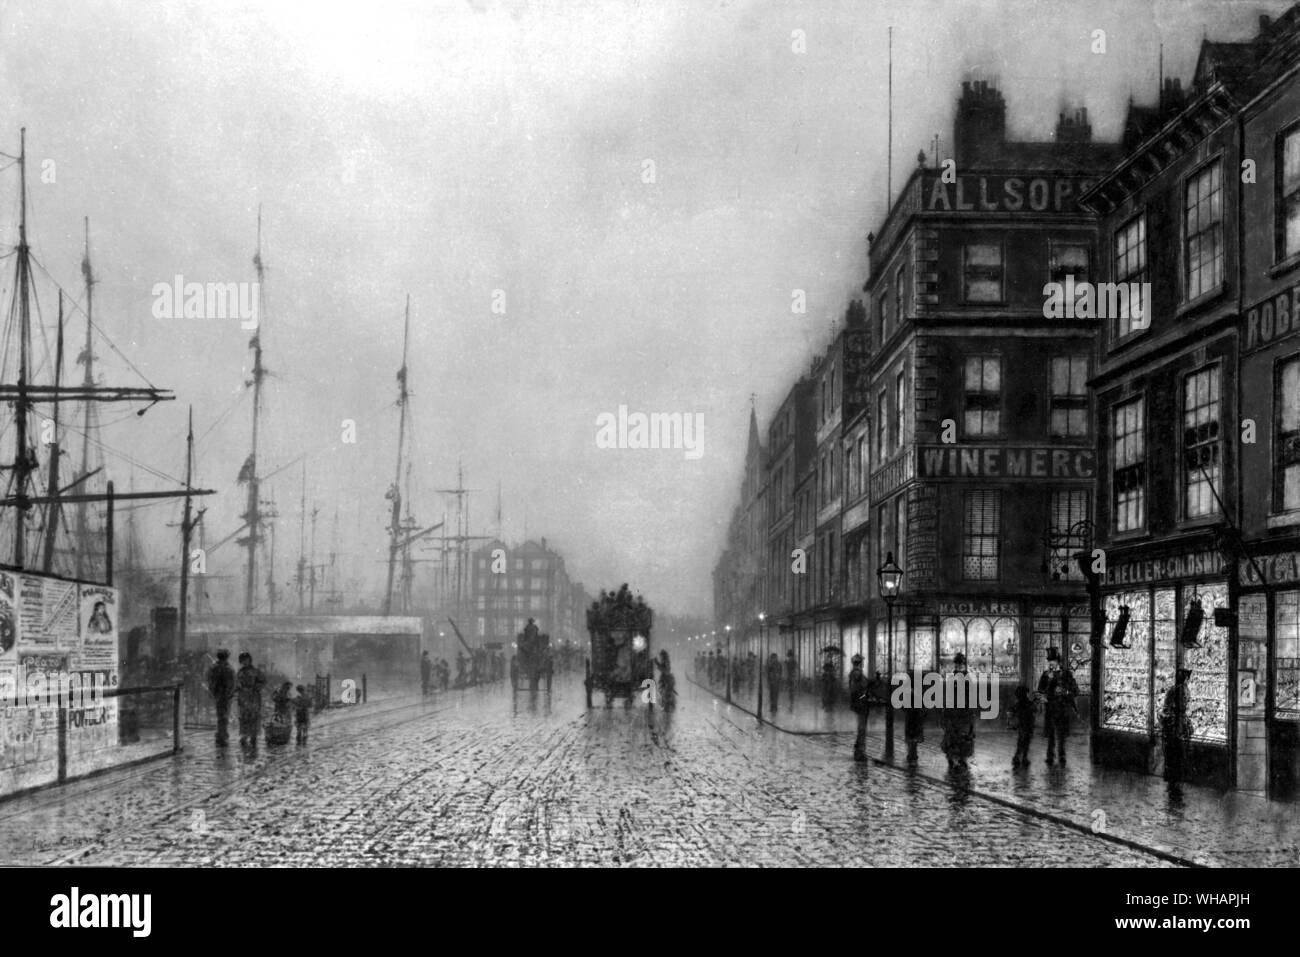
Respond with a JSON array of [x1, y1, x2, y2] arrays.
[[919, 445, 1095, 480], [925, 173, 1095, 214]]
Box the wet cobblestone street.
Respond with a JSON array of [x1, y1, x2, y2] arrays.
[[0, 678, 1181, 867]]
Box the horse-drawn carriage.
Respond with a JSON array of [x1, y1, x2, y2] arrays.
[[585, 585, 652, 708]]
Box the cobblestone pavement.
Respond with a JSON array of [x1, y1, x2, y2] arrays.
[[698, 677, 1300, 868], [0, 678, 1174, 866]]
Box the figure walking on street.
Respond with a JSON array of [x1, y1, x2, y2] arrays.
[[235, 652, 266, 748], [656, 649, 676, 711], [821, 658, 838, 711], [420, 651, 433, 696], [294, 684, 311, 745], [206, 649, 235, 747], [849, 654, 870, 762], [1162, 667, 1193, 783], [940, 653, 976, 771], [1010, 685, 1036, 769], [766, 652, 782, 716], [903, 674, 926, 766], [1038, 648, 1078, 765], [785, 649, 797, 709]]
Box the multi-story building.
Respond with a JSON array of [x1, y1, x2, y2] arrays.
[[1083, 9, 1300, 793], [765, 376, 817, 658], [470, 537, 583, 650], [860, 80, 1121, 702], [839, 299, 874, 670], [712, 407, 766, 657]]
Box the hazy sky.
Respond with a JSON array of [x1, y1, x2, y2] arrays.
[[0, 0, 1288, 616]]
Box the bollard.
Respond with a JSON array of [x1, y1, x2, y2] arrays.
[[362, 673, 367, 704], [173, 685, 183, 754]]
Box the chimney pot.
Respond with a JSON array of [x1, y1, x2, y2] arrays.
[[1261, 14, 1272, 34]]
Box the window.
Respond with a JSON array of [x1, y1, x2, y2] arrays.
[[1050, 356, 1089, 437], [1278, 125, 1300, 260], [895, 371, 906, 450], [894, 267, 906, 325], [962, 490, 1001, 580], [877, 504, 889, 570], [1114, 214, 1148, 338], [1113, 397, 1146, 532], [1049, 242, 1090, 287], [963, 356, 1002, 437], [1185, 160, 1223, 300], [1277, 356, 1300, 511], [877, 389, 888, 461], [1183, 365, 1221, 519], [963, 243, 1003, 302], [879, 292, 889, 345], [1049, 489, 1090, 581], [894, 495, 907, 571], [531, 576, 545, 590], [860, 437, 870, 489], [855, 437, 865, 496]]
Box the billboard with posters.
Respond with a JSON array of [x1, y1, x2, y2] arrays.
[[17, 573, 80, 652], [77, 584, 118, 670]]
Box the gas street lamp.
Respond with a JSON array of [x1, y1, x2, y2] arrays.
[[877, 551, 903, 761], [724, 624, 733, 703], [758, 612, 767, 719]]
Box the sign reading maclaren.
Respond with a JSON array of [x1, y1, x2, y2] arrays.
[[925, 173, 1095, 214], [919, 445, 1094, 480]]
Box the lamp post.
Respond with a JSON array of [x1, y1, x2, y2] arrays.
[[758, 612, 767, 719], [877, 551, 903, 761], [724, 625, 733, 703]]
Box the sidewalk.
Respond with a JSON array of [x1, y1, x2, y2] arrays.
[[689, 676, 1300, 867]]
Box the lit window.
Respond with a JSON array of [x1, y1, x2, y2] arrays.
[[963, 243, 1003, 302], [962, 490, 1001, 580], [1278, 125, 1300, 260], [1276, 356, 1300, 511], [1049, 356, 1089, 437], [1048, 490, 1090, 581], [1049, 242, 1090, 287], [895, 371, 906, 450], [1114, 214, 1148, 338], [963, 356, 1002, 437]]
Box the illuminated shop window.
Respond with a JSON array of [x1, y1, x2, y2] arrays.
[[1276, 590, 1300, 720]]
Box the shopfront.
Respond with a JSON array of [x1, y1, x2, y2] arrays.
[[1096, 547, 1233, 787]]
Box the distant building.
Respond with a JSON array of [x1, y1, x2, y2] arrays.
[[469, 538, 586, 651]]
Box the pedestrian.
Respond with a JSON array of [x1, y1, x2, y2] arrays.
[[785, 649, 797, 708], [439, 659, 450, 691], [1161, 668, 1193, 783], [903, 673, 926, 765], [420, 651, 433, 696], [656, 650, 676, 711], [455, 651, 467, 688], [206, 649, 236, 747], [234, 652, 265, 747], [939, 653, 976, 771], [848, 654, 870, 762], [543, 649, 554, 693], [765, 652, 782, 716], [509, 654, 519, 692], [1010, 685, 1036, 769], [1038, 648, 1079, 765], [294, 684, 311, 745], [746, 652, 757, 695], [820, 658, 838, 711]]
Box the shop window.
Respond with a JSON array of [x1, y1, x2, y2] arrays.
[[1113, 214, 1148, 338], [961, 490, 1001, 581], [1277, 124, 1300, 261], [1183, 583, 1229, 744], [1275, 590, 1300, 720], [966, 618, 994, 675], [1113, 397, 1146, 532], [963, 356, 1002, 437], [962, 242, 1003, 302], [911, 623, 935, 672], [1049, 356, 1089, 438], [1152, 587, 1177, 735], [1184, 159, 1223, 300], [1183, 365, 1221, 519], [1277, 356, 1300, 512], [1032, 610, 1090, 693], [1102, 590, 1153, 734]]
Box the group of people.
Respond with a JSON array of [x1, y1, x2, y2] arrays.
[[695, 648, 798, 712], [420, 652, 453, 695], [205, 650, 312, 749]]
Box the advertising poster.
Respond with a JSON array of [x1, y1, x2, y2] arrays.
[[77, 584, 119, 669], [0, 571, 15, 667], [17, 574, 80, 652]]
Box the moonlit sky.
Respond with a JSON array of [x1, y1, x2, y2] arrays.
[[0, 0, 1287, 616]]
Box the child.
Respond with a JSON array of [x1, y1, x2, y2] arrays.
[[1011, 685, 1036, 769], [294, 684, 311, 745]]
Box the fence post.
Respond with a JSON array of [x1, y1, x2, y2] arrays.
[[362, 673, 367, 704], [173, 685, 183, 754]]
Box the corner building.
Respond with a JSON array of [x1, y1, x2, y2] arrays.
[[860, 80, 1120, 703]]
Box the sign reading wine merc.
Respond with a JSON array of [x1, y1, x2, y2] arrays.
[[918, 446, 1095, 480]]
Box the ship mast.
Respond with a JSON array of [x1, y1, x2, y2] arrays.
[[10, 129, 34, 566], [40, 292, 65, 572], [240, 206, 267, 613], [75, 218, 101, 580], [384, 296, 411, 616]]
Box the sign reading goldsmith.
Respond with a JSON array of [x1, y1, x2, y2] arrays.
[[1239, 552, 1300, 587], [919, 446, 1094, 480], [1105, 550, 1224, 587]]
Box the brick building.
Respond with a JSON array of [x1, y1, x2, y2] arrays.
[[470, 538, 587, 651]]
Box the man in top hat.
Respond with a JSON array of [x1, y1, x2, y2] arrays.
[[206, 650, 236, 746], [1161, 667, 1194, 783], [848, 653, 870, 762], [234, 652, 266, 748], [1037, 646, 1079, 765]]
